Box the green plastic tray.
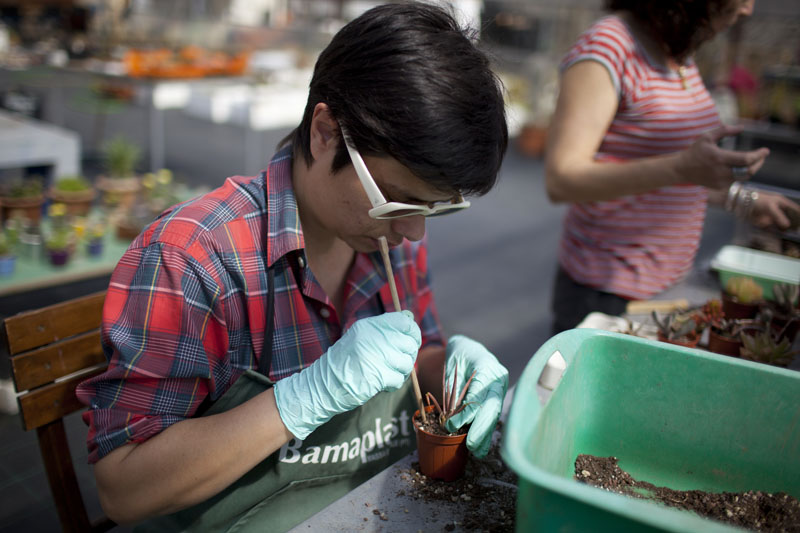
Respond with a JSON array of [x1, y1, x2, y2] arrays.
[[710, 245, 800, 300], [502, 329, 800, 532]]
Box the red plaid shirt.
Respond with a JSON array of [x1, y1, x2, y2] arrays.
[[77, 146, 444, 464]]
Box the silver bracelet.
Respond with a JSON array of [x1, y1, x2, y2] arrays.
[[725, 181, 742, 212], [733, 186, 759, 220]]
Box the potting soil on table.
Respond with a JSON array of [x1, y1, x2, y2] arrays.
[[399, 421, 517, 532], [575, 454, 800, 532]]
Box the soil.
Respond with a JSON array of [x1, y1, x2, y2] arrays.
[[413, 411, 467, 437], [575, 454, 800, 532], [399, 421, 517, 531]]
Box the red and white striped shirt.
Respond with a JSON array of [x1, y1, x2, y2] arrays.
[[558, 15, 721, 300]]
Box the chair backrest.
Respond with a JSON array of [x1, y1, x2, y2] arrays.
[[4, 290, 114, 533]]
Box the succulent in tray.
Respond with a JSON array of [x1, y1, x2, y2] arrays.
[[725, 276, 763, 304]]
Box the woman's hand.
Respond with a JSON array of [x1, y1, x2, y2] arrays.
[[678, 125, 769, 189], [750, 192, 800, 230]]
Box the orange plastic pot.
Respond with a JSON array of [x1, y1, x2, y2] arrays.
[[707, 330, 742, 357], [413, 406, 468, 482]]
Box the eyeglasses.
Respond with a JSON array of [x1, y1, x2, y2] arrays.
[[340, 127, 470, 220]]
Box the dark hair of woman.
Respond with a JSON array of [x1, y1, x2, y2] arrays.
[[281, 1, 508, 196], [606, 0, 735, 62]]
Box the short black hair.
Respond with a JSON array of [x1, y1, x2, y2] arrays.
[[282, 1, 508, 196], [606, 0, 735, 62]]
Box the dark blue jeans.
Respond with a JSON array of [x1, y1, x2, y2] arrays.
[[550, 266, 629, 335]]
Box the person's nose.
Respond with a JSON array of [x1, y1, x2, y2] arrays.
[[390, 215, 426, 243]]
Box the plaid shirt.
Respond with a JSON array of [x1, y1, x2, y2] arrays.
[[76, 146, 444, 464]]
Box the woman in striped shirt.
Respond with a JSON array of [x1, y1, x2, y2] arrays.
[[546, 0, 800, 332]]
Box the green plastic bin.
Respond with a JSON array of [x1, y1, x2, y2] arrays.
[[501, 329, 800, 532], [710, 244, 800, 300]]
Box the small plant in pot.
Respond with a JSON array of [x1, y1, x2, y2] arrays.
[[0, 177, 45, 224], [0, 227, 17, 276], [765, 284, 800, 343], [48, 175, 97, 216], [739, 327, 798, 368], [652, 308, 703, 347], [722, 276, 763, 319], [413, 362, 476, 482], [86, 221, 106, 257], [45, 203, 75, 267], [96, 135, 142, 210]]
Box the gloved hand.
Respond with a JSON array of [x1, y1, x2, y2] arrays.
[[274, 311, 421, 440], [444, 335, 508, 458]]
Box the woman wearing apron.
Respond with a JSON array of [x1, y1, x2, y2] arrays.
[[76, 3, 510, 531]]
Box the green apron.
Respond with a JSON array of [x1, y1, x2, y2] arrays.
[[137, 270, 416, 532], [137, 371, 415, 533]]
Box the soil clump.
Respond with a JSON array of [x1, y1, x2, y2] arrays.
[[575, 454, 800, 532]]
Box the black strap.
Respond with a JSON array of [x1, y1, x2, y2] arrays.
[[258, 267, 276, 378]]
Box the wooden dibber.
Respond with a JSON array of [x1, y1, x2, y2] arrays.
[[378, 237, 427, 424]]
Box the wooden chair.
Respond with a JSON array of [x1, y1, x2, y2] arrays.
[[4, 291, 115, 532]]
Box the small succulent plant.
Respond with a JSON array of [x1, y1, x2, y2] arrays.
[[772, 283, 799, 315], [652, 309, 702, 341], [425, 361, 476, 430], [725, 276, 763, 304], [739, 329, 797, 367]]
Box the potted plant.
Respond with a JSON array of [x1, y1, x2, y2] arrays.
[[0, 177, 45, 224], [142, 168, 178, 216], [86, 221, 106, 257], [766, 283, 800, 342], [95, 135, 142, 210], [44, 203, 74, 267], [722, 276, 763, 319], [0, 227, 17, 276], [652, 308, 703, 347], [413, 361, 476, 482], [739, 328, 798, 368], [48, 175, 97, 216]]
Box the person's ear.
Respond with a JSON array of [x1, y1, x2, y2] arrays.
[[309, 103, 339, 161]]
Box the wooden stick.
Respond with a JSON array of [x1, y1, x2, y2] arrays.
[[378, 237, 427, 424]]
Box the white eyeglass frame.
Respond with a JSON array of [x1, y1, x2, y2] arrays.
[[340, 127, 470, 220]]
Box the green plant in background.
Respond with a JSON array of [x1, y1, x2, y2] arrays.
[[739, 329, 797, 367], [0, 228, 16, 256], [54, 175, 92, 192], [45, 227, 71, 251], [142, 168, 178, 213], [652, 308, 703, 341], [1, 177, 43, 198], [102, 136, 141, 178], [725, 276, 763, 304]]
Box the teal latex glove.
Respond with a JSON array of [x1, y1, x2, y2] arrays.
[[444, 335, 509, 458], [274, 311, 421, 440]]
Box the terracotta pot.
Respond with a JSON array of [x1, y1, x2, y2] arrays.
[[48, 187, 97, 216], [707, 330, 742, 357], [0, 194, 45, 223], [721, 292, 759, 320], [95, 175, 141, 210], [657, 332, 700, 348], [413, 406, 468, 482]]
